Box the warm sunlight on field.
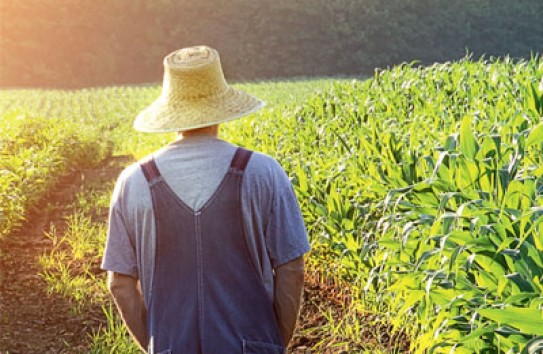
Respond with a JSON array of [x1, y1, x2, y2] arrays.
[[2, 57, 543, 352]]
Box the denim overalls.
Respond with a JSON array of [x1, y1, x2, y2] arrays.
[[140, 147, 285, 354]]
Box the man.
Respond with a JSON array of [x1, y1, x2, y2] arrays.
[[101, 46, 310, 354]]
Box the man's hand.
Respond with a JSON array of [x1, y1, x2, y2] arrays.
[[273, 256, 305, 347], [107, 272, 148, 352]]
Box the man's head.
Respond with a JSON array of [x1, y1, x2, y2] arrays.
[[133, 46, 264, 133]]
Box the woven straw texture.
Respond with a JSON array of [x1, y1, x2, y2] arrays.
[[134, 46, 264, 133]]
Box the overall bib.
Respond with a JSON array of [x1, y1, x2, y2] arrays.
[[140, 147, 285, 354]]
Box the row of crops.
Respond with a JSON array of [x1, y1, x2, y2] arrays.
[[1, 57, 542, 352], [224, 57, 543, 352], [0, 112, 109, 237], [0, 86, 154, 237]]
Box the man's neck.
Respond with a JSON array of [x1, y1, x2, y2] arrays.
[[177, 125, 219, 140]]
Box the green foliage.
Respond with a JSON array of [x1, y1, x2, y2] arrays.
[[378, 120, 543, 352], [89, 304, 141, 354], [232, 58, 543, 352], [225, 57, 543, 352], [0, 111, 109, 237]]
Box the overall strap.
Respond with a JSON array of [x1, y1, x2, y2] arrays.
[[140, 157, 162, 183], [230, 147, 253, 172]]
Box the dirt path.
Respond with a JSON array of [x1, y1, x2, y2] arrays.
[[0, 156, 132, 353], [0, 154, 406, 353]]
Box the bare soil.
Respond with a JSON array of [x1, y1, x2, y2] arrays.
[[0, 156, 132, 353]]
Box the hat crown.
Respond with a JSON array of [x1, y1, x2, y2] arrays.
[[162, 46, 228, 101], [167, 46, 214, 67]]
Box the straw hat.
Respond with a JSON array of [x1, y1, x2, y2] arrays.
[[134, 46, 264, 133]]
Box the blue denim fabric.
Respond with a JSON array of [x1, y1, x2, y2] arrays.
[[141, 148, 284, 354]]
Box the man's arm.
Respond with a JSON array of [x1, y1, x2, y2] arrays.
[[107, 271, 148, 352], [273, 256, 305, 347]]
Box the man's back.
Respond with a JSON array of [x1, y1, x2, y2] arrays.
[[141, 146, 285, 352], [103, 136, 309, 311]]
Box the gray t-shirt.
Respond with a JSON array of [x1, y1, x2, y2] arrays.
[[101, 136, 310, 306]]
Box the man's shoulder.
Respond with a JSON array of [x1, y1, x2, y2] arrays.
[[121, 146, 171, 181], [246, 150, 285, 176], [115, 159, 148, 190], [244, 150, 291, 193]]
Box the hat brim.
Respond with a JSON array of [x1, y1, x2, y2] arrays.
[[133, 87, 265, 133]]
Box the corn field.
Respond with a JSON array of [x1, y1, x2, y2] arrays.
[[1, 57, 543, 352]]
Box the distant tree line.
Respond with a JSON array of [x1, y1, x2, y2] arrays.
[[0, 0, 541, 88]]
